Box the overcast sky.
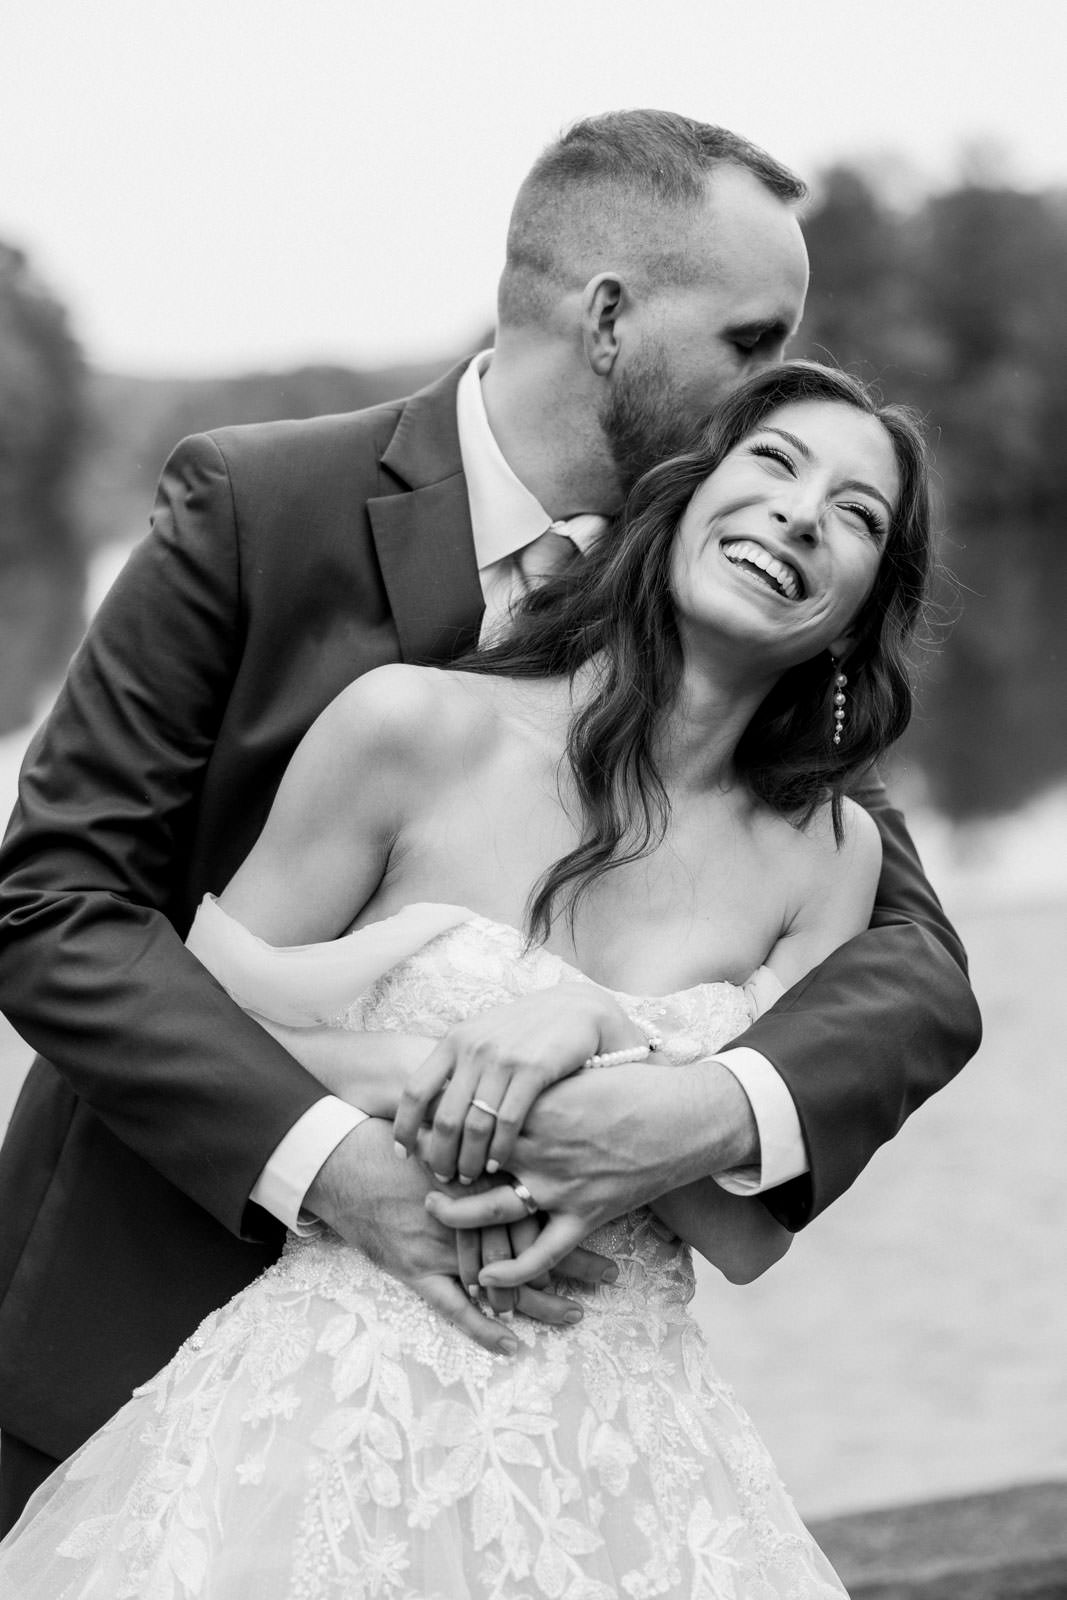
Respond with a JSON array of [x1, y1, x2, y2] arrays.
[[4, 0, 1065, 376]]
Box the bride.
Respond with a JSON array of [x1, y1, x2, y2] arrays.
[[0, 361, 932, 1598]]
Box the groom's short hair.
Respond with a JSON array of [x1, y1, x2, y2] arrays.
[[498, 109, 807, 329]]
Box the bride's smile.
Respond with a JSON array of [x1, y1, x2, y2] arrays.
[[671, 397, 901, 675]]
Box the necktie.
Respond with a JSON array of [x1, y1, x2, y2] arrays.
[[517, 515, 609, 588]]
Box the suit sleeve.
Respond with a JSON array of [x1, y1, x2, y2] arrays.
[[742, 774, 982, 1229], [0, 434, 328, 1238]]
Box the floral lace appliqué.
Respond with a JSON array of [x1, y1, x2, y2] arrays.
[[8, 915, 846, 1600]]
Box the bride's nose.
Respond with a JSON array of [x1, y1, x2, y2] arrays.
[[769, 501, 820, 545]]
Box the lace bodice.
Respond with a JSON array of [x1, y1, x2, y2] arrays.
[[331, 909, 771, 1057]]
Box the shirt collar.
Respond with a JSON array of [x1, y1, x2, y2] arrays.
[[456, 351, 554, 568]]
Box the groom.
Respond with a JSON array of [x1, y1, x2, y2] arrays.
[[0, 110, 980, 1527]]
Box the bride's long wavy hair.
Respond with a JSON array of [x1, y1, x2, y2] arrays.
[[464, 361, 933, 943]]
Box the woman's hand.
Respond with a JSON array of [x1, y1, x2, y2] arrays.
[[392, 981, 648, 1184], [447, 1175, 618, 1321]]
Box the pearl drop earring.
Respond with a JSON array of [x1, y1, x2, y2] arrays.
[[831, 665, 848, 747]]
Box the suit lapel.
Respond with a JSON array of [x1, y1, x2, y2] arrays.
[[368, 364, 484, 664]]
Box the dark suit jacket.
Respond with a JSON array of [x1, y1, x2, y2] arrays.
[[0, 363, 981, 1461]]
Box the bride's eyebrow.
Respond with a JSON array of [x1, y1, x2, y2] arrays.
[[757, 427, 894, 517], [758, 426, 811, 457]]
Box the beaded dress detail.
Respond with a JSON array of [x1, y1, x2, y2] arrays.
[[0, 903, 847, 1599]]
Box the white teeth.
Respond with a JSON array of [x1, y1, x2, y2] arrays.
[[721, 539, 802, 601]]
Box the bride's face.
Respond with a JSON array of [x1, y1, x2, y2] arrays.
[[670, 398, 901, 671]]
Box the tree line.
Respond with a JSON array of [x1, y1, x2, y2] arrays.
[[3, 166, 1066, 819]]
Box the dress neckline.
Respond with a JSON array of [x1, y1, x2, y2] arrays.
[[378, 903, 784, 1012], [190, 896, 784, 1025]]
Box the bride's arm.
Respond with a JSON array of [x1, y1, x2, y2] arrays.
[[216, 671, 411, 946], [186, 669, 442, 1110], [649, 1181, 792, 1281], [649, 801, 884, 1281], [253, 1019, 435, 1119]]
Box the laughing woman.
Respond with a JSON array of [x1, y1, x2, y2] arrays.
[[0, 362, 933, 1599]]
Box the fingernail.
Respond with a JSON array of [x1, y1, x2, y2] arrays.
[[459, 1175, 472, 1187], [467, 1284, 480, 1299], [602, 1265, 619, 1283], [486, 1159, 499, 1175], [496, 1309, 515, 1323], [424, 1194, 440, 1213], [433, 1172, 450, 1184], [563, 1308, 583, 1323], [393, 1141, 408, 1160], [499, 1337, 518, 1357]]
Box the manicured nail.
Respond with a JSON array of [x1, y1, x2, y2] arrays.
[[499, 1337, 518, 1357], [602, 1265, 619, 1283], [467, 1284, 480, 1299], [496, 1309, 515, 1323], [459, 1175, 472, 1187], [393, 1141, 408, 1160], [486, 1159, 499, 1175], [563, 1308, 583, 1324], [433, 1172, 450, 1184]]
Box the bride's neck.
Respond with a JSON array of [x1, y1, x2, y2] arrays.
[[480, 644, 777, 799], [658, 665, 772, 795]]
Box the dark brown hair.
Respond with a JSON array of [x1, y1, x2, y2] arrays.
[[467, 361, 932, 942]]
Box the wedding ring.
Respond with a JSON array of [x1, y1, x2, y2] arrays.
[[470, 1098, 499, 1118], [511, 1180, 540, 1217]]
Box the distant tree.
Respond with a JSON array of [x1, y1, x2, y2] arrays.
[[799, 171, 1067, 818], [0, 241, 87, 732], [79, 355, 464, 554], [913, 185, 1067, 815]]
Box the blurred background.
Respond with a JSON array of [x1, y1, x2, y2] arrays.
[[1, 0, 1064, 1522]]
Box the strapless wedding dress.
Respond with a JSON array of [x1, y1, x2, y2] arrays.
[[0, 902, 847, 1598]]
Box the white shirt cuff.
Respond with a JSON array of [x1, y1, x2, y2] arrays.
[[709, 1047, 809, 1193], [249, 1097, 369, 1233]]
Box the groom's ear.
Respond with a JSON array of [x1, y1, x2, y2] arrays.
[[582, 273, 627, 376]]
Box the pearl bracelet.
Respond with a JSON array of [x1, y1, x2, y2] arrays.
[[584, 1033, 663, 1070]]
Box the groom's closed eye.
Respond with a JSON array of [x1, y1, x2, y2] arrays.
[[729, 320, 791, 357]]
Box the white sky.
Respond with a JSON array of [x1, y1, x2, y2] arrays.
[[4, 0, 1065, 376]]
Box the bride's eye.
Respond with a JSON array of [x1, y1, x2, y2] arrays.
[[839, 501, 887, 540], [750, 442, 796, 474]]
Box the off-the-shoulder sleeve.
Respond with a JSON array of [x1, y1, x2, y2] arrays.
[[186, 897, 473, 1026]]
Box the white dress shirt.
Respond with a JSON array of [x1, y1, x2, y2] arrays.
[[250, 352, 807, 1228]]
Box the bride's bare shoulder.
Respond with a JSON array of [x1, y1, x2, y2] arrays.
[[318, 664, 502, 769]]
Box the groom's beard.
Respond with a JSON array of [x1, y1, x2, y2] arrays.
[[600, 346, 703, 492]]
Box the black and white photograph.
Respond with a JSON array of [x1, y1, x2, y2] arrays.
[[0, 2, 1064, 1594]]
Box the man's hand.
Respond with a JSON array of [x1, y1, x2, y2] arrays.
[[305, 1119, 616, 1350], [426, 1059, 758, 1289]]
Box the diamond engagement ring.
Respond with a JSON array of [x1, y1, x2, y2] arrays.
[[511, 1181, 540, 1217], [470, 1098, 499, 1118]]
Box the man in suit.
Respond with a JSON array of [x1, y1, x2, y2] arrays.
[[0, 110, 981, 1529]]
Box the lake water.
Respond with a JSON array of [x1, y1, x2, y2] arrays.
[[0, 545, 1064, 1519], [691, 896, 1067, 1516]]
